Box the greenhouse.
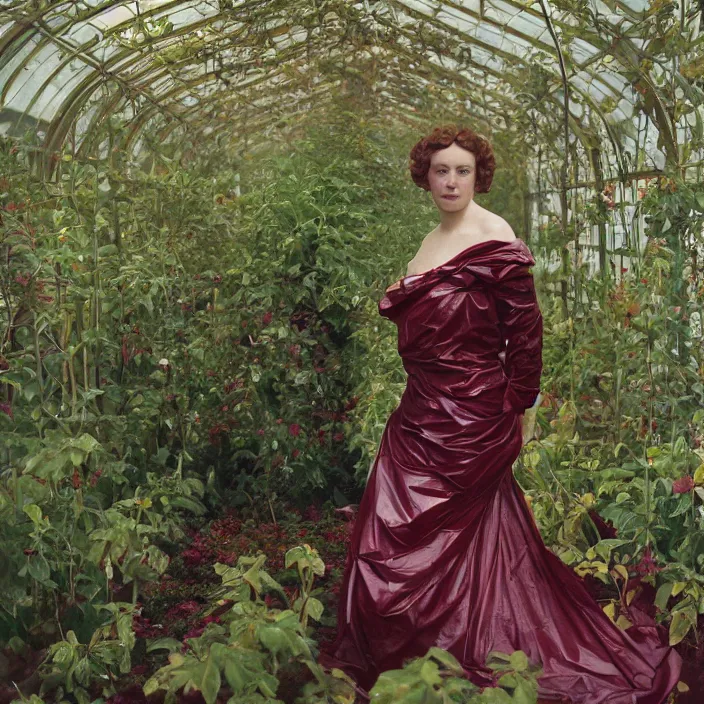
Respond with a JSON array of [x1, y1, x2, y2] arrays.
[[1, 0, 704, 702]]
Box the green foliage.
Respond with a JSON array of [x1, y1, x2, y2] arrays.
[[144, 547, 355, 704], [368, 647, 542, 703], [31, 604, 135, 703], [515, 176, 704, 648]]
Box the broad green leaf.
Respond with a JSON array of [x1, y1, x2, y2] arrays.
[[27, 555, 51, 583], [426, 647, 462, 672], [508, 650, 529, 671], [669, 608, 695, 645], [146, 637, 183, 653], [198, 652, 222, 704], [419, 660, 441, 686], [305, 597, 324, 622], [23, 504, 43, 524], [655, 582, 674, 611]]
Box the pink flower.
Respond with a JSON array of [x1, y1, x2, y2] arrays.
[[635, 546, 661, 576], [289, 423, 301, 437], [672, 476, 695, 494]]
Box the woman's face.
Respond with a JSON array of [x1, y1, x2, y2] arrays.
[[427, 143, 477, 213]]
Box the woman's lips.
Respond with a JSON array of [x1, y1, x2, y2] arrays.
[[442, 195, 459, 199]]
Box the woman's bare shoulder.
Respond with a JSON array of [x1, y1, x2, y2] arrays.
[[405, 218, 517, 275], [486, 214, 517, 243]]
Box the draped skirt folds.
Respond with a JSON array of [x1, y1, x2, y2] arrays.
[[320, 406, 681, 702]]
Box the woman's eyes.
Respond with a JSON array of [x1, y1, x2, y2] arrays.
[[437, 169, 471, 175]]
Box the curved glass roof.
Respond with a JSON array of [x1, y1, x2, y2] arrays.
[[1, 0, 702, 182]]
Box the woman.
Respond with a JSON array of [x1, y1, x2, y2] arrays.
[[320, 126, 681, 703]]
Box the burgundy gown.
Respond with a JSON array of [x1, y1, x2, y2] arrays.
[[320, 238, 681, 702]]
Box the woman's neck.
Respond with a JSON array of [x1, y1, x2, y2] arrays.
[[437, 199, 477, 234]]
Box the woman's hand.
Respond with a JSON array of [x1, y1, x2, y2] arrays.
[[520, 404, 539, 446]]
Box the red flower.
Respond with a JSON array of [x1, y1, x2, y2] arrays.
[[672, 476, 695, 494], [262, 311, 273, 326], [275, 417, 283, 424], [333, 432, 344, 442], [0, 402, 13, 419], [132, 614, 162, 638], [634, 546, 661, 576], [292, 448, 300, 458], [289, 423, 301, 437], [215, 551, 235, 565], [224, 379, 242, 393], [257, 428, 265, 436], [208, 423, 229, 446], [182, 625, 205, 641], [165, 600, 202, 621]]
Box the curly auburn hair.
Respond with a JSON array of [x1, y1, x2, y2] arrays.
[[409, 125, 495, 194]]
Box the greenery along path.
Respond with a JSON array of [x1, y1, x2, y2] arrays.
[[0, 500, 549, 704]]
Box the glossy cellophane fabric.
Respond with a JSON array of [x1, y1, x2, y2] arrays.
[[320, 239, 681, 703]]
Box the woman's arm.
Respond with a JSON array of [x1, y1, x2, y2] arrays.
[[492, 264, 543, 415]]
